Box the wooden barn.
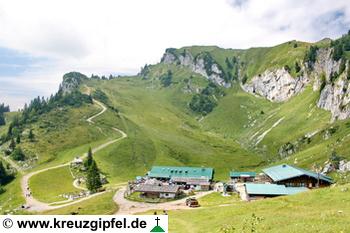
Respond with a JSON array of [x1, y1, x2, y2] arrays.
[[262, 164, 333, 188]]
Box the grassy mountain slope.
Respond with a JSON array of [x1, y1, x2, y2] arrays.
[[84, 74, 263, 182], [1, 34, 350, 227], [173, 40, 310, 79], [160, 183, 350, 233]]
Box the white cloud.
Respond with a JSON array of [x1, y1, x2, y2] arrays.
[[0, 0, 349, 109]]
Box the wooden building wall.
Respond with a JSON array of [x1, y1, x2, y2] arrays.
[[276, 175, 330, 188]]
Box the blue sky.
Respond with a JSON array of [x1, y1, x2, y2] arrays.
[[0, 0, 349, 110]]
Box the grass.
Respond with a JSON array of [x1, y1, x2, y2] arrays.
[[42, 190, 118, 215], [86, 76, 263, 182], [30, 166, 80, 203], [0, 176, 26, 214], [197, 192, 241, 207], [142, 184, 350, 233], [175, 40, 309, 80]]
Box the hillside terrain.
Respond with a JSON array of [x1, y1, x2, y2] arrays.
[[1, 32, 350, 231]]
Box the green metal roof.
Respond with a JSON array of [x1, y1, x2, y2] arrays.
[[262, 164, 333, 183], [148, 166, 214, 180], [229, 171, 256, 177], [245, 183, 308, 196]]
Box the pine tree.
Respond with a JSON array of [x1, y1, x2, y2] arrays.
[[16, 134, 21, 144], [295, 61, 301, 73], [9, 138, 16, 151], [0, 113, 5, 126], [84, 147, 93, 168], [0, 161, 8, 185], [86, 161, 102, 193], [28, 129, 35, 142]]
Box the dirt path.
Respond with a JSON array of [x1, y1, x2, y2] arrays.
[[113, 188, 214, 215], [21, 99, 127, 212]]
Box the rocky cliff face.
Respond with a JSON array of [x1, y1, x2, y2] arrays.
[[241, 47, 350, 121], [60, 72, 88, 94], [314, 48, 350, 121], [317, 75, 350, 121], [242, 68, 309, 102], [161, 49, 230, 87]]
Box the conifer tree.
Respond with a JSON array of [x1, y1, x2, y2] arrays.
[[84, 147, 93, 168], [9, 138, 16, 151], [86, 161, 102, 193], [16, 134, 21, 144], [28, 129, 35, 142], [0, 161, 8, 185]]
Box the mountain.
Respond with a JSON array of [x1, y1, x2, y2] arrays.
[[0, 32, 350, 230]]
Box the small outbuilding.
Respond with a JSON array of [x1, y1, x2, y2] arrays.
[[71, 157, 83, 166], [262, 164, 333, 188], [230, 171, 256, 183]]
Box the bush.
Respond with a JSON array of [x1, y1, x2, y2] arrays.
[[331, 32, 350, 61], [242, 75, 248, 84], [304, 46, 318, 69], [160, 70, 173, 87], [92, 89, 109, 104], [329, 151, 343, 169], [295, 61, 301, 73], [339, 59, 346, 74], [11, 147, 25, 161], [189, 94, 217, 115], [330, 72, 339, 83], [0, 161, 14, 185], [284, 65, 291, 73]]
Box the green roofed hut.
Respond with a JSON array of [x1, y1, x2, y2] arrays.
[[263, 164, 333, 188], [230, 171, 256, 183], [244, 183, 308, 200], [148, 166, 214, 191]]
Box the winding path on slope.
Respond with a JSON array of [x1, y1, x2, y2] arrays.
[[21, 99, 127, 212]]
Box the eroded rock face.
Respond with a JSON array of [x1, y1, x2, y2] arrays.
[[60, 72, 88, 94], [339, 160, 350, 173], [313, 48, 341, 81], [242, 69, 309, 102], [161, 50, 230, 87], [317, 77, 350, 121]]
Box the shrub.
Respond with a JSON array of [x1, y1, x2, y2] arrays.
[[339, 59, 346, 74], [330, 71, 339, 83], [319, 73, 327, 93], [11, 147, 25, 161], [0, 161, 14, 185], [189, 94, 217, 115], [242, 74, 248, 84], [92, 89, 109, 104], [295, 61, 301, 73], [284, 65, 291, 73], [304, 46, 318, 69], [160, 70, 173, 87]]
